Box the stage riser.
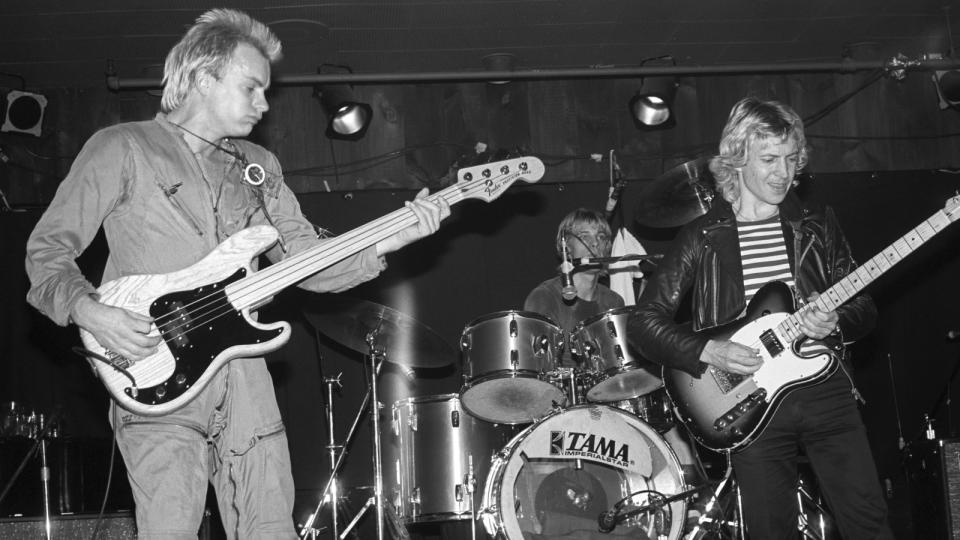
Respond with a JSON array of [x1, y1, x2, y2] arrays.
[[0, 513, 135, 540]]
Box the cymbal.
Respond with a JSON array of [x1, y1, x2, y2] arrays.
[[304, 296, 455, 368], [635, 157, 717, 228]]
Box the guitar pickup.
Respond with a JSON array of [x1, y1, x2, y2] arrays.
[[713, 388, 768, 431]]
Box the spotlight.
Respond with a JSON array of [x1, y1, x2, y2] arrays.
[[316, 85, 372, 141], [628, 77, 678, 130], [933, 70, 960, 109], [2, 90, 47, 137]]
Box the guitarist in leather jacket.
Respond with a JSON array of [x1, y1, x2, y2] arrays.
[[628, 98, 893, 539]]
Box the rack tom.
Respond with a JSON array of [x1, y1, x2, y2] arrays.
[[571, 307, 663, 402], [460, 311, 565, 424]]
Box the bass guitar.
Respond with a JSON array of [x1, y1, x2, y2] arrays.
[[80, 157, 545, 416], [665, 194, 960, 451]]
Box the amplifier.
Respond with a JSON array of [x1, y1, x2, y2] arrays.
[[905, 438, 960, 539], [0, 512, 135, 539]]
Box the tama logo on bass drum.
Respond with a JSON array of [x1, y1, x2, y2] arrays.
[[549, 430, 631, 466]]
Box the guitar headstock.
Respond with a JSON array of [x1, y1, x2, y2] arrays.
[[456, 157, 545, 203], [946, 193, 960, 223]]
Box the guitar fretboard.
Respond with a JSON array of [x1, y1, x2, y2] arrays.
[[778, 206, 956, 341], [223, 158, 544, 311]]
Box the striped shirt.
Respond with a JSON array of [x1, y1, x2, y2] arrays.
[[738, 216, 795, 304]]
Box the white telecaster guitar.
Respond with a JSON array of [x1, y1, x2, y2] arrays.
[[80, 157, 545, 416], [665, 194, 960, 451]]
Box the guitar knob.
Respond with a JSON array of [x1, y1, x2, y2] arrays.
[[175, 373, 187, 386]]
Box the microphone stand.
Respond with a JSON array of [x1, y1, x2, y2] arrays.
[[574, 254, 663, 268], [923, 334, 960, 439]]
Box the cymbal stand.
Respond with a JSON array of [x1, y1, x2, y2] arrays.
[[300, 366, 375, 539], [0, 413, 58, 540], [301, 373, 347, 540], [336, 330, 388, 540], [325, 374, 344, 539], [688, 453, 744, 540]]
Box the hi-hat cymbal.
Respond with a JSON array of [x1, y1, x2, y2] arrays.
[[635, 157, 717, 228], [304, 296, 455, 368]]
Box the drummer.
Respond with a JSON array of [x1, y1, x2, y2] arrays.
[[523, 207, 625, 367]]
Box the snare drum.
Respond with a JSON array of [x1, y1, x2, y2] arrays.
[[460, 311, 565, 424], [480, 404, 686, 540], [388, 394, 516, 523], [571, 307, 663, 402], [608, 387, 676, 433]]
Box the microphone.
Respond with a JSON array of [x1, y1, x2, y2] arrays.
[[560, 236, 577, 301], [576, 253, 663, 266], [597, 509, 617, 533], [604, 151, 626, 221], [597, 509, 617, 532], [948, 329, 960, 341]]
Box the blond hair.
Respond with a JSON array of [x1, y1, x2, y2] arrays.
[[161, 9, 281, 112], [709, 97, 809, 203]]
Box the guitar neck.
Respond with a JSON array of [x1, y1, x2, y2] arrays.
[[226, 186, 457, 309], [222, 156, 545, 311], [780, 206, 956, 340]]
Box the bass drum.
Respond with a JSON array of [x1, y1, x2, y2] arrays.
[[480, 405, 686, 540]]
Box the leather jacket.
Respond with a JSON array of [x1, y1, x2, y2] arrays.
[[628, 193, 877, 377]]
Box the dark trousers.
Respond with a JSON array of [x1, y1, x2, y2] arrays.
[[731, 371, 894, 540]]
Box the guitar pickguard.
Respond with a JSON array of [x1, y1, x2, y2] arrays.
[[124, 269, 283, 407]]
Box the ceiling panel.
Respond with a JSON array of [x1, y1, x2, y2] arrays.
[[0, 0, 955, 88]]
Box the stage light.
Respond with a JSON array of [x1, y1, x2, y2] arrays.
[[2, 90, 47, 137], [933, 70, 960, 109], [316, 85, 372, 141], [628, 77, 678, 130]]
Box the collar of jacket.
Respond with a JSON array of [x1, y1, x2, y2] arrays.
[[698, 192, 818, 233]]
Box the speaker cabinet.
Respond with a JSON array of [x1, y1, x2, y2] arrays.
[[906, 438, 960, 539], [0, 512, 135, 539]]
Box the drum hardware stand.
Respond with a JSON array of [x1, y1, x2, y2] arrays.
[[796, 476, 833, 540], [687, 455, 744, 540], [299, 351, 384, 539], [334, 331, 390, 540], [459, 454, 478, 540], [301, 372, 350, 540], [0, 411, 60, 540]]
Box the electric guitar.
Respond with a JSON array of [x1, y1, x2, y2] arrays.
[[80, 157, 545, 416], [665, 194, 960, 451]]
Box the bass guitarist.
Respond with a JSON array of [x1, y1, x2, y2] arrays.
[[24, 9, 448, 538], [627, 97, 893, 539]]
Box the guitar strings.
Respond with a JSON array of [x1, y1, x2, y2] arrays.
[[147, 169, 516, 346]]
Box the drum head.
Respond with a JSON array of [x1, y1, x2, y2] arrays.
[[461, 377, 566, 424], [586, 367, 664, 402], [482, 404, 686, 540]]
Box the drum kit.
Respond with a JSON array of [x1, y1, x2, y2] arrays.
[[300, 296, 728, 540], [295, 164, 732, 539]]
